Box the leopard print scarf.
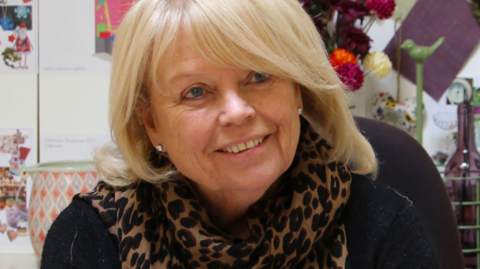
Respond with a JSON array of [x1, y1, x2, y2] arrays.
[[76, 119, 352, 268]]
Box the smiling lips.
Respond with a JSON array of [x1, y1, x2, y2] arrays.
[[222, 138, 265, 153]]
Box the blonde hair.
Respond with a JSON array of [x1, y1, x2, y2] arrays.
[[96, 0, 378, 186]]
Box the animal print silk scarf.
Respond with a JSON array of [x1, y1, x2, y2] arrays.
[[76, 119, 352, 268]]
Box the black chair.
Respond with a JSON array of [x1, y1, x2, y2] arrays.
[[355, 117, 464, 269]]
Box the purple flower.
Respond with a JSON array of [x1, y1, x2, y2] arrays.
[[312, 16, 327, 32], [340, 26, 371, 58], [318, 0, 342, 5], [335, 0, 371, 23], [366, 0, 396, 19], [336, 63, 364, 91]]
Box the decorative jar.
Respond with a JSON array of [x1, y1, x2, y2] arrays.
[[25, 161, 98, 261]]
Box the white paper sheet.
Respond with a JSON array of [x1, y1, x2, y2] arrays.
[[40, 134, 111, 163], [39, 0, 137, 75]]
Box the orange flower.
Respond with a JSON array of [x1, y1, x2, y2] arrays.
[[329, 48, 358, 67]]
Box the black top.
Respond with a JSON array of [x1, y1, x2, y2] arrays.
[[41, 175, 441, 269]]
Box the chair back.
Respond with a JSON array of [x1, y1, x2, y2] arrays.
[[355, 117, 464, 269]]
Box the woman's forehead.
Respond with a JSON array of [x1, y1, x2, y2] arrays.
[[157, 32, 245, 83], [158, 34, 211, 81], [167, 32, 198, 62]]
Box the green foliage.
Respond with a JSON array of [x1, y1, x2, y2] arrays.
[[2, 47, 21, 69]]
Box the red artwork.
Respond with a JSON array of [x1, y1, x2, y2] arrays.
[[12, 23, 33, 69]]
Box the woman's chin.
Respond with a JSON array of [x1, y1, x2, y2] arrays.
[[216, 167, 284, 194]]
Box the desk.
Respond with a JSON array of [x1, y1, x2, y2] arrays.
[[0, 253, 38, 269]]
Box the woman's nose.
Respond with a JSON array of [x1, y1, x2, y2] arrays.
[[218, 90, 256, 126]]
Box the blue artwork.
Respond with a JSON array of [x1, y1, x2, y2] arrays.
[[0, 6, 33, 31], [14, 6, 30, 20], [0, 16, 13, 30]]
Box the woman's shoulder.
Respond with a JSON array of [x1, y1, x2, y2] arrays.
[[73, 180, 167, 240], [41, 198, 122, 268], [348, 173, 412, 210], [43, 179, 170, 268], [343, 173, 418, 236], [343, 173, 440, 268]]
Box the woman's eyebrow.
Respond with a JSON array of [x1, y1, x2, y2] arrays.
[[167, 70, 252, 85], [168, 72, 203, 84]]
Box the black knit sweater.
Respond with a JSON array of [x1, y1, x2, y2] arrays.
[[41, 174, 441, 269]]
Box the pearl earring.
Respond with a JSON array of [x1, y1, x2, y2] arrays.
[[298, 108, 303, 115], [155, 145, 163, 152]]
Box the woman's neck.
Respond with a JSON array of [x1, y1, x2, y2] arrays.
[[190, 179, 281, 239]]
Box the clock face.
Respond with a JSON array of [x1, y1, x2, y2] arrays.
[[447, 78, 473, 104]]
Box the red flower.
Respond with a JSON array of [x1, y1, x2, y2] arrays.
[[330, 48, 358, 67], [8, 35, 16, 43], [366, 0, 396, 19], [336, 63, 364, 91], [340, 26, 371, 58], [335, 0, 370, 23]]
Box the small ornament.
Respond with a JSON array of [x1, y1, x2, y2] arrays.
[[372, 92, 419, 133], [7, 230, 18, 241], [8, 34, 16, 43], [401, 37, 445, 144], [447, 78, 473, 105]]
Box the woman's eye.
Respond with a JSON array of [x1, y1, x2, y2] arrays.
[[185, 87, 205, 99], [250, 73, 269, 83]]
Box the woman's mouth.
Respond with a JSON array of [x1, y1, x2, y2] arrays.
[[221, 137, 266, 153]]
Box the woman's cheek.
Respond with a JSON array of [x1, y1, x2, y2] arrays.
[[174, 109, 213, 151]]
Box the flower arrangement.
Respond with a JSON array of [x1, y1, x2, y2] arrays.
[[300, 0, 395, 91]]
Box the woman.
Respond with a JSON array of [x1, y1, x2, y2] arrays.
[[42, 0, 441, 268]]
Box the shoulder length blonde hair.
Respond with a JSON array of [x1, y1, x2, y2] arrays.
[[96, 0, 378, 186]]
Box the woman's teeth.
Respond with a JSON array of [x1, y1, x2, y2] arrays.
[[223, 138, 264, 153]]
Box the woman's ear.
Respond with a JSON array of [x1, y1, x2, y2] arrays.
[[139, 106, 155, 129], [138, 106, 161, 146], [294, 83, 303, 110]]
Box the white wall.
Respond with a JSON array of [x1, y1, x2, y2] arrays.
[[38, 75, 110, 162]]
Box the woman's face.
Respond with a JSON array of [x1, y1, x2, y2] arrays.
[[142, 34, 303, 194]]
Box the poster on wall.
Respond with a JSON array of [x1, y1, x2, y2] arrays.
[[0, 128, 33, 253], [39, 0, 136, 75], [0, 0, 38, 73]]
